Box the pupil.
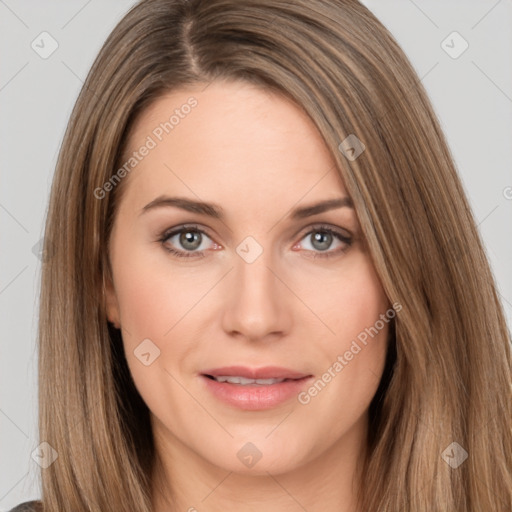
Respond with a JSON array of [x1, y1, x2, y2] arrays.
[[312, 231, 332, 251], [180, 230, 201, 250]]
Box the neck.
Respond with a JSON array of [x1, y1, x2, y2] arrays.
[[150, 412, 368, 512]]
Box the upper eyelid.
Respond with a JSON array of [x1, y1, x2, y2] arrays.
[[161, 224, 211, 238]]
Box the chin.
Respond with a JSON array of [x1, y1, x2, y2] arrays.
[[201, 434, 311, 476]]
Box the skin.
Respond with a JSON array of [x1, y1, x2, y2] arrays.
[[105, 79, 391, 512]]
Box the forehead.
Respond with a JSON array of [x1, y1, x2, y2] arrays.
[[118, 80, 347, 216]]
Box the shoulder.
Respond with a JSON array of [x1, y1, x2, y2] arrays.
[[9, 501, 42, 512]]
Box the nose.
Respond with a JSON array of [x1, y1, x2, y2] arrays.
[[221, 248, 292, 342]]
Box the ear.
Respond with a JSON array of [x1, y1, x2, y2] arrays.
[[104, 273, 121, 329]]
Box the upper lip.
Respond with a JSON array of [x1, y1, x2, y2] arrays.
[[201, 366, 311, 380]]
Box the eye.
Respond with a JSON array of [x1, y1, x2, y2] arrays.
[[158, 224, 219, 258], [295, 225, 353, 259], [158, 223, 353, 260]]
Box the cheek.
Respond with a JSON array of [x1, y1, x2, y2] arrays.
[[301, 251, 390, 345], [302, 254, 391, 403], [109, 246, 201, 413], [109, 242, 218, 399], [111, 243, 209, 340]]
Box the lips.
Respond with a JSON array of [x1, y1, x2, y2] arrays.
[[199, 366, 314, 410]]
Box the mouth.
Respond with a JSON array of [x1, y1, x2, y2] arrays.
[[199, 366, 313, 410], [202, 374, 305, 385]]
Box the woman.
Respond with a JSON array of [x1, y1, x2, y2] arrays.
[[13, 0, 512, 510]]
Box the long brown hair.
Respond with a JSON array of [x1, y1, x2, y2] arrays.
[[38, 0, 512, 510]]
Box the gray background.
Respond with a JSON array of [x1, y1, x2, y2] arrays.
[[1, 0, 511, 508]]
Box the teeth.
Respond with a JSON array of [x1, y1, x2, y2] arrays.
[[213, 376, 286, 385]]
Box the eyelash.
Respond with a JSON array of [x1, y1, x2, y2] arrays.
[[157, 223, 353, 260]]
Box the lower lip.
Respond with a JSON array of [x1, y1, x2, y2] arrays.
[[200, 375, 313, 410]]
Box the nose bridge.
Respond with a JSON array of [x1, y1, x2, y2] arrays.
[[221, 239, 290, 339], [237, 250, 276, 298]]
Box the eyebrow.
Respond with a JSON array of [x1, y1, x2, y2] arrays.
[[140, 195, 354, 220]]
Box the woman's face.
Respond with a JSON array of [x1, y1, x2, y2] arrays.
[[106, 80, 391, 476]]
